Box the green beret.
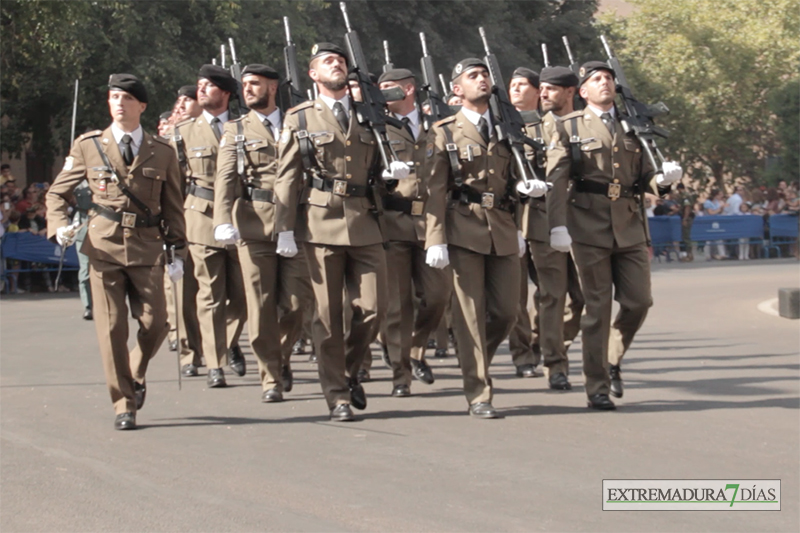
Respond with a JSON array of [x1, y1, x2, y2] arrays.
[[511, 67, 539, 88], [378, 68, 415, 84]]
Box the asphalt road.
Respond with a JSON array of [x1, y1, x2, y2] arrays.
[[1, 259, 798, 532]]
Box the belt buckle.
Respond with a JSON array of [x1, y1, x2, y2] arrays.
[[333, 179, 348, 196], [481, 192, 495, 209], [608, 183, 621, 201], [121, 212, 137, 228], [411, 200, 424, 216]]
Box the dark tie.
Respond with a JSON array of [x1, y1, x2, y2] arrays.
[[477, 117, 490, 145], [601, 112, 615, 135], [120, 134, 134, 166], [333, 102, 349, 133], [210, 117, 221, 141], [263, 118, 274, 141], [401, 117, 415, 140]]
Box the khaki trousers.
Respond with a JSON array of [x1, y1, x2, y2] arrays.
[[304, 242, 387, 410], [90, 259, 167, 415], [571, 241, 651, 397], [449, 246, 520, 405], [529, 240, 584, 376], [238, 240, 313, 390], [508, 250, 540, 368], [165, 253, 202, 367], [383, 240, 450, 387], [189, 243, 246, 369]]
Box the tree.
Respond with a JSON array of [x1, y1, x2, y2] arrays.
[[599, 0, 800, 189]]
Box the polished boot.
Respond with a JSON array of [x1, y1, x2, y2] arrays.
[[168, 338, 178, 351], [181, 363, 199, 377], [349, 380, 367, 410], [515, 364, 538, 378], [114, 412, 136, 430], [468, 402, 499, 419], [411, 359, 435, 385], [229, 344, 246, 377], [281, 365, 293, 393], [134, 381, 146, 410], [391, 384, 410, 397], [262, 388, 284, 403], [549, 372, 572, 391], [609, 365, 623, 398], [207, 368, 226, 388], [587, 393, 616, 410], [330, 403, 355, 422], [83, 308, 93, 320]]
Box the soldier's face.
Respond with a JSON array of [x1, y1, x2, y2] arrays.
[[242, 74, 277, 110], [579, 70, 615, 107], [177, 96, 201, 119], [197, 78, 229, 110], [379, 79, 415, 114], [309, 54, 348, 91], [509, 77, 539, 111], [453, 67, 491, 105], [540, 83, 573, 114], [447, 95, 463, 106], [108, 90, 146, 123]]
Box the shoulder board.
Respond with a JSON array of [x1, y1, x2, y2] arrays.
[[175, 117, 195, 128], [384, 115, 405, 129], [77, 130, 103, 141], [151, 135, 171, 146], [434, 115, 457, 128], [287, 100, 315, 115], [230, 115, 246, 122], [562, 110, 584, 120]]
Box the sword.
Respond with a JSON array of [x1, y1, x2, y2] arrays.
[[53, 220, 87, 291]]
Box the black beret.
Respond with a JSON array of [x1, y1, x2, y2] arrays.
[[539, 66, 579, 88], [108, 73, 148, 103], [310, 42, 348, 64], [378, 68, 415, 84], [177, 85, 197, 100], [578, 61, 614, 86], [451, 58, 488, 81], [159, 111, 172, 121], [242, 64, 280, 80], [198, 64, 238, 94], [511, 67, 539, 88]]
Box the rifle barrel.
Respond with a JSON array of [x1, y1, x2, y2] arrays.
[[419, 32, 429, 56], [283, 16, 291, 43], [228, 37, 238, 63], [220, 44, 227, 68], [600, 35, 613, 58], [339, 2, 352, 32], [70, 79, 79, 147]]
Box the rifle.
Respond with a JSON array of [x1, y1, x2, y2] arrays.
[[541, 43, 551, 68], [228, 37, 248, 115], [419, 32, 454, 130], [282, 17, 307, 110], [220, 44, 227, 69], [478, 27, 544, 186], [438, 74, 449, 96], [562, 36, 579, 75], [382, 40, 394, 73], [70, 79, 79, 147]]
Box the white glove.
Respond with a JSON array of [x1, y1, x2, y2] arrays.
[[516, 179, 548, 198], [56, 223, 80, 247], [550, 226, 572, 253], [425, 244, 449, 269], [214, 224, 240, 245], [517, 231, 527, 258], [276, 231, 298, 258], [381, 160, 411, 180], [167, 256, 184, 282], [657, 161, 683, 186]]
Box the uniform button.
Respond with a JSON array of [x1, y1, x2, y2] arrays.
[[489, 169, 495, 174], [613, 163, 620, 168], [346, 173, 352, 179], [346, 140, 352, 146], [416, 179, 421, 183], [191, 205, 195, 209], [488, 187, 494, 192], [487, 151, 493, 156], [613, 147, 619, 152], [346, 156, 352, 161], [613, 178, 620, 183], [414, 145, 419, 149]]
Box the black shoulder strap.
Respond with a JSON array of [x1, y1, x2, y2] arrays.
[[296, 109, 323, 178], [567, 116, 583, 181], [440, 124, 464, 189], [91, 137, 156, 220], [173, 123, 188, 175], [235, 119, 246, 179]]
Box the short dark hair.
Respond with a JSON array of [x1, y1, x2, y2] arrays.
[[0, 164, 10, 171]]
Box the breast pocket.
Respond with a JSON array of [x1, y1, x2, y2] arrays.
[[623, 138, 642, 176], [190, 146, 216, 177], [457, 144, 483, 182], [140, 167, 164, 200], [312, 132, 336, 167], [358, 131, 376, 167], [245, 140, 275, 169]]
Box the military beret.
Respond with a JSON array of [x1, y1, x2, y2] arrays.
[[310, 42, 348, 64], [242, 64, 280, 80], [159, 111, 172, 121], [198, 64, 238, 94], [378, 68, 415, 84], [578, 61, 614, 86], [511, 67, 539, 88], [539, 66, 579, 88], [451, 58, 488, 81], [108, 73, 148, 103], [177, 85, 197, 100], [347, 71, 379, 85]]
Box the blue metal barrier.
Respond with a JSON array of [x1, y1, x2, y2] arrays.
[[1, 233, 79, 291], [690, 215, 764, 241], [648, 216, 682, 260], [767, 214, 799, 258]]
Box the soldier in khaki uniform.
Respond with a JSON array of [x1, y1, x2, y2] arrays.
[[425, 59, 544, 418], [46, 74, 186, 430], [274, 43, 410, 421], [214, 64, 313, 402], [546, 62, 683, 410], [519, 66, 585, 390], [373, 68, 449, 397], [174, 65, 247, 387]]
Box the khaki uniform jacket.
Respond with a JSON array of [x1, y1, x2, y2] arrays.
[[173, 116, 223, 247], [425, 109, 519, 257], [214, 110, 279, 242], [46, 127, 185, 266], [546, 108, 656, 249], [274, 98, 383, 247], [519, 111, 554, 244], [383, 118, 430, 243]]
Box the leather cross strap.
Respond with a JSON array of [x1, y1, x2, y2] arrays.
[[187, 182, 214, 201]]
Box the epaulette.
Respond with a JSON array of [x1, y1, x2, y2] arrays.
[[433, 115, 457, 128], [562, 110, 584, 120], [151, 135, 172, 146], [229, 115, 246, 123], [384, 115, 405, 129], [175, 117, 195, 128], [287, 100, 315, 115], [77, 130, 103, 141]]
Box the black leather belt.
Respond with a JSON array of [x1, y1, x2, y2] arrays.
[[93, 205, 162, 228], [310, 176, 368, 197], [383, 195, 424, 216], [574, 179, 640, 200], [243, 186, 274, 203], [450, 188, 515, 213], [187, 182, 214, 201]]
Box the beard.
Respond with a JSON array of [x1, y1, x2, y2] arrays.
[[247, 93, 271, 110], [320, 78, 348, 92]]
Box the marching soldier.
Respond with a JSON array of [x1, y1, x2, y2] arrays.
[[46, 74, 186, 430], [274, 43, 410, 421], [173, 65, 247, 387], [214, 63, 314, 402], [72, 180, 93, 320], [175, 85, 202, 121], [532, 66, 585, 389], [546, 62, 682, 410], [375, 68, 450, 397], [425, 58, 546, 418]]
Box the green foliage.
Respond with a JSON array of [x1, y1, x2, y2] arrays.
[[599, 0, 800, 188], [0, 0, 597, 168], [766, 79, 799, 185]]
